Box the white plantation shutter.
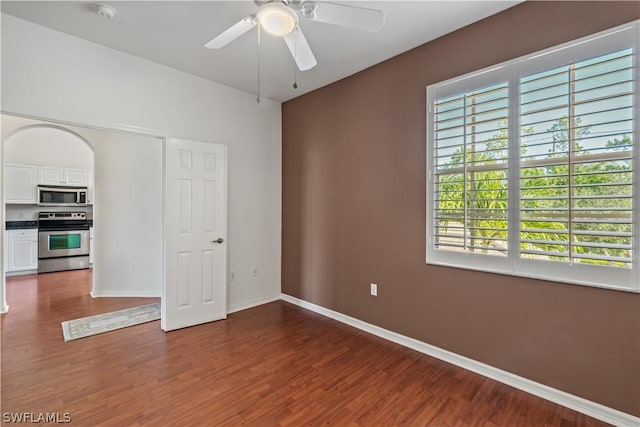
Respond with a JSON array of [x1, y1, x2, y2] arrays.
[[519, 49, 633, 268], [433, 83, 509, 255], [427, 21, 639, 292]]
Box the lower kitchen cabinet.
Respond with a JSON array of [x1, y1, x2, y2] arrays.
[[6, 229, 38, 274]]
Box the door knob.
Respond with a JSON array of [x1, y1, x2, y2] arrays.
[[212, 238, 224, 244]]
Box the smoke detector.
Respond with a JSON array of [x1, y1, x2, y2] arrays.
[[95, 3, 116, 19]]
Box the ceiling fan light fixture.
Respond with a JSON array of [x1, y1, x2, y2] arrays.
[[257, 2, 298, 36]]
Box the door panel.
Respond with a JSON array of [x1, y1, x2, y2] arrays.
[[178, 180, 192, 233], [163, 138, 226, 331]]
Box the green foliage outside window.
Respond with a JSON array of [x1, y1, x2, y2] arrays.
[[436, 117, 632, 267]]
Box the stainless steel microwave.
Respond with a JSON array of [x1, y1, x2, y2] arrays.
[[37, 186, 88, 207]]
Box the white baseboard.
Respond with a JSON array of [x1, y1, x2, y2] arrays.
[[5, 269, 38, 277], [227, 295, 280, 314], [90, 290, 161, 298], [280, 293, 639, 427]]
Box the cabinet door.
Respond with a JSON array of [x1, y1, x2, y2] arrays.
[[5, 164, 38, 204], [8, 230, 38, 271], [87, 170, 95, 205], [39, 166, 65, 185], [65, 168, 88, 186]]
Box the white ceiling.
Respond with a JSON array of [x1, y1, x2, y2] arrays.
[[1, 1, 521, 102]]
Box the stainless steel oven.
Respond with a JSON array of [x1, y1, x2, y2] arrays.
[[38, 212, 90, 273]]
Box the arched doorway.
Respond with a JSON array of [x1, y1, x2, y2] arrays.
[[3, 118, 96, 302]]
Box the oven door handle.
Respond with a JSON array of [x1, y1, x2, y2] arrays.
[[38, 226, 90, 232]]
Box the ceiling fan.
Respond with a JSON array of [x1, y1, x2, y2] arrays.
[[204, 1, 385, 71]]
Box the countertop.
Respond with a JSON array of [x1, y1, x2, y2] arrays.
[[5, 220, 93, 229], [6, 221, 39, 230]]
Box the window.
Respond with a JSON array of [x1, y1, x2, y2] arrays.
[[426, 21, 640, 292], [433, 83, 510, 256]]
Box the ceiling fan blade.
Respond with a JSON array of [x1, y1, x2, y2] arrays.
[[283, 27, 317, 71], [204, 16, 256, 49], [301, 2, 384, 32]]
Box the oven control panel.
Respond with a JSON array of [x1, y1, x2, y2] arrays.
[[38, 212, 86, 220]]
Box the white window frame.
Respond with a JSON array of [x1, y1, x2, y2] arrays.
[[426, 21, 640, 293]]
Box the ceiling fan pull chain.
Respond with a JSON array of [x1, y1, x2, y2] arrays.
[[293, 26, 298, 89], [257, 23, 261, 103]]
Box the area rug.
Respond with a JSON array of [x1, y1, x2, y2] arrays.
[[61, 303, 160, 342]]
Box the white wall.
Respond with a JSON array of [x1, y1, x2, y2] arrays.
[[0, 121, 4, 312], [1, 14, 282, 312], [92, 131, 162, 297], [4, 124, 94, 169]]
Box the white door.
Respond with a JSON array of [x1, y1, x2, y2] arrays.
[[162, 138, 227, 331]]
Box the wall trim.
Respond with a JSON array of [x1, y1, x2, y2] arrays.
[[280, 293, 640, 427], [227, 295, 280, 314], [1, 108, 168, 140], [90, 290, 161, 298], [0, 304, 9, 314], [5, 270, 38, 278]]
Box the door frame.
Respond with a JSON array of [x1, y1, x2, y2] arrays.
[[0, 107, 175, 315]]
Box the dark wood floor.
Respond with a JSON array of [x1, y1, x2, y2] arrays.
[[1, 271, 608, 426]]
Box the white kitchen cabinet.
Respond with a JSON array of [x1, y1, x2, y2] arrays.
[[39, 166, 64, 185], [87, 170, 95, 205], [6, 229, 38, 273], [5, 164, 38, 204], [39, 166, 88, 186], [89, 227, 94, 265], [66, 168, 88, 186]]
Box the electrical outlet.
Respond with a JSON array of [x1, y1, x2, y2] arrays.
[[252, 267, 258, 277], [230, 271, 236, 282], [370, 283, 378, 296]]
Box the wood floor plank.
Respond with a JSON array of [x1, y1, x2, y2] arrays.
[[1, 270, 611, 426]]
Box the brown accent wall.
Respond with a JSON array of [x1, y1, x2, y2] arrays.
[[282, 1, 640, 417]]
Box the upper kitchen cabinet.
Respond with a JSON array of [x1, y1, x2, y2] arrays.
[[39, 165, 88, 186], [66, 168, 88, 186], [5, 164, 37, 204]]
